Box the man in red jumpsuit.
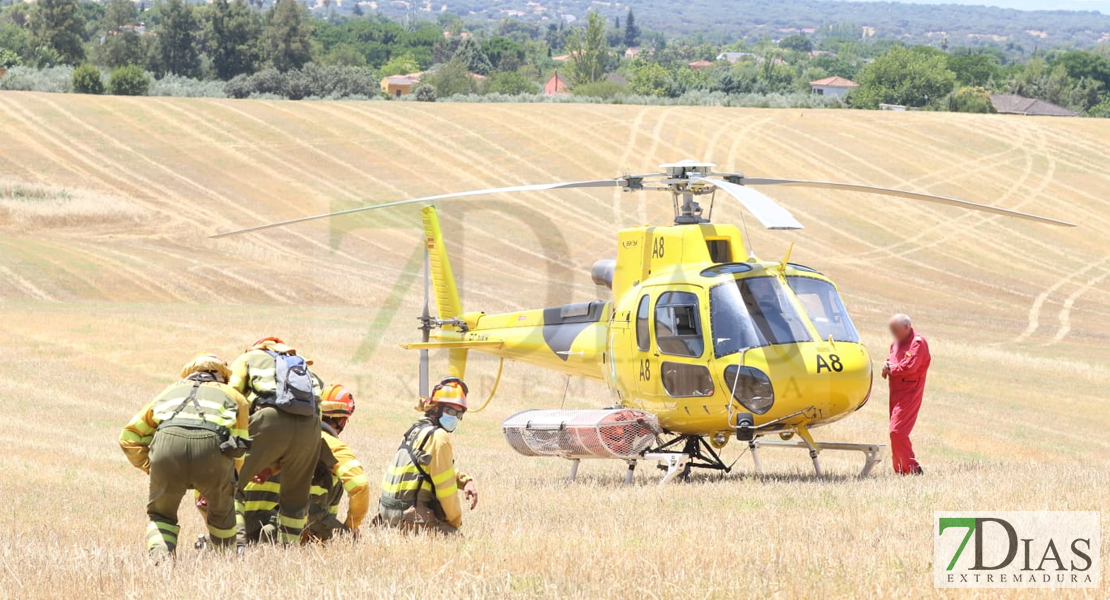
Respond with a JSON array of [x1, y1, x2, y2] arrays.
[[882, 313, 930, 475]]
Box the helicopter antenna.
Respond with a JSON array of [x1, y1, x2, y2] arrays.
[[738, 210, 752, 258]]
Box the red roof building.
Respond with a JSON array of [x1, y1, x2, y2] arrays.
[[544, 72, 569, 95]]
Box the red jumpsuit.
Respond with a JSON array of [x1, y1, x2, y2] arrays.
[[887, 329, 930, 474]]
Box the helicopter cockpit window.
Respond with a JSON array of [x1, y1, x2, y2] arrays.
[[635, 295, 650, 352], [787, 277, 860, 343], [710, 276, 812, 357], [654, 291, 704, 357]]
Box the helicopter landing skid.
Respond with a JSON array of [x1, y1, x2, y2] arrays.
[[748, 439, 885, 478], [647, 435, 731, 482]]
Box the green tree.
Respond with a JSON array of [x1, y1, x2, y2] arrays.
[[414, 83, 436, 101], [487, 70, 536, 94], [623, 8, 638, 48], [1055, 50, 1110, 90], [207, 0, 261, 79], [31, 0, 85, 64], [629, 60, 671, 97], [780, 34, 813, 53], [423, 57, 477, 97], [379, 52, 418, 77], [483, 36, 524, 72], [0, 47, 21, 69], [948, 86, 995, 113], [98, 0, 142, 68], [946, 52, 1001, 87], [321, 43, 366, 67], [108, 64, 150, 95], [566, 11, 607, 85], [851, 46, 956, 109], [263, 0, 314, 72], [153, 0, 200, 76], [72, 63, 104, 93], [452, 36, 492, 75]]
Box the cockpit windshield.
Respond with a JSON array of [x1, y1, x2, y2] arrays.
[[710, 276, 813, 357], [786, 276, 860, 343]]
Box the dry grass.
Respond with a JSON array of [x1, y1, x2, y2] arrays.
[[0, 92, 1107, 599], [0, 178, 147, 228]]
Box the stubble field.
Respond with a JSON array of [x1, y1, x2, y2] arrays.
[[0, 91, 1107, 599]]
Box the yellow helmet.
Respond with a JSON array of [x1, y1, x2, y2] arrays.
[[180, 353, 231, 382]]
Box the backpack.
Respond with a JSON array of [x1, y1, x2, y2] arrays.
[[263, 349, 318, 417]]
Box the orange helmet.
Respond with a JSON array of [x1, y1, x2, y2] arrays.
[[251, 336, 285, 348], [321, 384, 355, 419], [426, 377, 468, 411]]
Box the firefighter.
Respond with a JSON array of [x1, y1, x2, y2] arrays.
[[378, 377, 478, 534], [882, 314, 931, 475], [230, 337, 323, 545], [241, 384, 370, 543], [119, 354, 250, 559]]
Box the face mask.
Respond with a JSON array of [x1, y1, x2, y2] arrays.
[[439, 414, 459, 433]]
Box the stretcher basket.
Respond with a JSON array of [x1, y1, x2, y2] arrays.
[[502, 409, 661, 460]]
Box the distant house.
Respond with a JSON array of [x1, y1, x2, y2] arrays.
[[809, 76, 858, 99], [544, 72, 569, 95], [381, 75, 415, 98], [625, 47, 642, 60], [990, 94, 1076, 117], [552, 54, 571, 62], [688, 60, 714, 70], [717, 51, 756, 64]]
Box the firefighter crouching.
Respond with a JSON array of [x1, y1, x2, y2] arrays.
[[231, 337, 323, 546], [241, 383, 370, 543], [378, 377, 478, 534], [119, 354, 251, 559]]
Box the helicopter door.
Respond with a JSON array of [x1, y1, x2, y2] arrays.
[[636, 287, 715, 403]]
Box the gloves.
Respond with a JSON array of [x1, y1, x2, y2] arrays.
[[463, 480, 478, 510]]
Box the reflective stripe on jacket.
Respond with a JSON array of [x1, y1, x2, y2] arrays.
[[229, 343, 323, 407], [119, 379, 249, 473], [322, 432, 370, 529], [379, 418, 471, 529]]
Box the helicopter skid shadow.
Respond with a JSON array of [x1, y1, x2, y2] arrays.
[[524, 468, 869, 488]]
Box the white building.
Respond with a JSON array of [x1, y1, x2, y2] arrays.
[[809, 76, 859, 99]]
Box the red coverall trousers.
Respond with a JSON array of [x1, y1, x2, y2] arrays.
[[887, 329, 931, 474]]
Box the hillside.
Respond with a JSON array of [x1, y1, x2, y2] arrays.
[[387, 0, 1110, 47], [0, 92, 1107, 598]]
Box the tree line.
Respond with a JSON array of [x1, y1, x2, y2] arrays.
[[1, 0, 1108, 115]]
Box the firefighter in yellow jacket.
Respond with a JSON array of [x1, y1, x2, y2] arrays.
[[230, 337, 323, 546], [242, 384, 370, 542], [119, 354, 250, 559], [378, 377, 478, 534]]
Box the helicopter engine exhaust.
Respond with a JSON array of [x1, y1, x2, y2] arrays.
[[502, 409, 660, 460], [590, 259, 616, 289]]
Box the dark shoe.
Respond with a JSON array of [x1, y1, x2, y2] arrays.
[[912, 465, 924, 475]]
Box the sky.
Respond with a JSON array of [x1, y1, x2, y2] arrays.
[[856, 0, 1110, 13]]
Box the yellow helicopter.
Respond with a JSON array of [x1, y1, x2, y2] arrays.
[[216, 160, 1073, 481]]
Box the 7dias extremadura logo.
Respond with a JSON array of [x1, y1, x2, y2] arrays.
[[934, 511, 1101, 588]]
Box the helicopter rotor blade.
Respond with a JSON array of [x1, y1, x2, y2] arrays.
[[691, 176, 805, 230], [210, 179, 623, 239], [739, 178, 1076, 227]]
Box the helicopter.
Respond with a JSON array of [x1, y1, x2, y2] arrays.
[[215, 159, 1073, 482]]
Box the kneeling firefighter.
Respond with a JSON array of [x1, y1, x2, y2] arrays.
[[241, 383, 370, 543], [378, 377, 478, 534], [118, 354, 251, 559]]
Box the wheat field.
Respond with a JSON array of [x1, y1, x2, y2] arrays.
[[0, 91, 1107, 599]]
